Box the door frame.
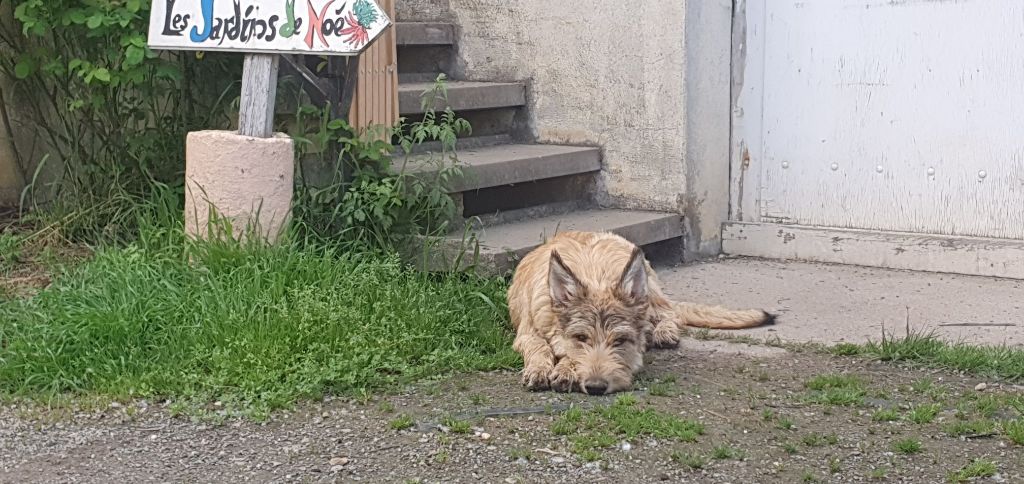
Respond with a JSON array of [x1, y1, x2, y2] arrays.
[[722, 0, 1024, 279]]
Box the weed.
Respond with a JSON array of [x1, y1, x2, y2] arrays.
[[670, 451, 707, 469], [468, 394, 488, 405], [828, 456, 842, 474], [762, 409, 775, 421], [801, 432, 837, 447], [804, 374, 867, 407], [443, 417, 471, 434], [870, 467, 888, 479], [378, 401, 395, 414], [908, 403, 942, 424], [711, 444, 744, 460], [944, 420, 996, 437], [830, 343, 861, 356], [781, 442, 799, 455], [892, 438, 923, 455], [947, 459, 997, 482], [859, 330, 1024, 382], [1002, 419, 1024, 445], [911, 378, 934, 394], [872, 408, 901, 422], [801, 470, 819, 482], [776, 417, 796, 430], [508, 448, 532, 461], [551, 396, 704, 459], [577, 449, 602, 462], [974, 395, 1001, 418], [390, 415, 414, 431], [648, 381, 675, 397], [433, 450, 450, 464]]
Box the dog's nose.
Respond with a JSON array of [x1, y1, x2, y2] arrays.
[[584, 381, 608, 395]]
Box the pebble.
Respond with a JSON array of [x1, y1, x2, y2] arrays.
[[621, 442, 632, 452], [329, 457, 349, 466], [480, 432, 491, 440], [975, 382, 988, 391], [550, 457, 566, 464]]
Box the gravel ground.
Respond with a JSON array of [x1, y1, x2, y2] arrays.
[[2, 338, 1022, 483]]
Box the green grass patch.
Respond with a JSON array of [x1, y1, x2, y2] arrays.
[[670, 451, 707, 469], [908, 403, 942, 424], [804, 374, 867, 406], [858, 331, 1024, 381], [389, 414, 414, 430], [1003, 419, 1024, 445], [551, 395, 704, 458], [442, 416, 472, 434], [872, 408, 901, 422], [892, 438, 923, 455], [801, 432, 838, 447], [944, 419, 997, 437], [947, 459, 997, 483], [711, 444, 744, 460], [0, 239, 518, 415]]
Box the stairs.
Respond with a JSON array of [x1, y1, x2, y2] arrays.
[[394, 21, 684, 274]]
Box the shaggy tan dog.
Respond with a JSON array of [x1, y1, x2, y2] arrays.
[[507, 231, 774, 395]]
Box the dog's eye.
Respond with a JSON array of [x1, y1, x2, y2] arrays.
[[612, 338, 632, 347], [573, 334, 589, 343]]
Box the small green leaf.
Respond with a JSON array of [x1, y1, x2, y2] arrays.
[[126, 0, 142, 13], [92, 68, 111, 83], [125, 46, 145, 66], [14, 59, 34, 79], [86, 15, 103, 29], [68, 10, 87, 24]]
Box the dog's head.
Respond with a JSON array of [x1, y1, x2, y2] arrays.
[[547, 247, 651, 395]]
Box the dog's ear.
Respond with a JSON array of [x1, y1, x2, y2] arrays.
[[549, 250, 584, 307], [616, 247, 648, 304]]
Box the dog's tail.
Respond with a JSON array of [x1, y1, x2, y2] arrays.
[[672, 302, 776, 330]]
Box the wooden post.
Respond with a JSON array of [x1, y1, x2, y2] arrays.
[[238, 54, 280, 138]]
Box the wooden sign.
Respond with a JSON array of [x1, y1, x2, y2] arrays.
[[147, 0, 392, 55]]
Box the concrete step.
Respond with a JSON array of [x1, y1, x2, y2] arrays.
[[422, 209, 684, 274], [395, 144, 601, 193], [399, 81, 526, 115], [396, 22, 455, 46]]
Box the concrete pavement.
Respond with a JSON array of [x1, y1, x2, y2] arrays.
[[657, 257, 1024, 347]]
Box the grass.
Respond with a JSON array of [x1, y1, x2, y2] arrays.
[[870, 467, 888, 479], [944, 419, 997, 437], [947, 459, 997, 482], [892, 438, 923, 455], [551, 395, 704, 458], [711, 444, 744, 460], [872, 408, 901, 422], [781, 442, 799, 454], [908, 403, 942, 424], [1002, 419, 1024, 445], [389, 414, 414, 431], [859, 330, 1024, 381], [442, 417, 472, 434], [801, 432, 837, 447], [0, 232, 518, 415], [776, 416, 795, 430], [828, 456, 841, 474], [670, 451, 707, 469], [804, 374, 867, 406]]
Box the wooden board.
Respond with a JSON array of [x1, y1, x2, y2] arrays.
[[722, 222, 1024, 280], [348, 0, 398, 133]]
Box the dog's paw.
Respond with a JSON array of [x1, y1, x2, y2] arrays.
[[521, 365, 552, 391], [547, 365, 576, 393], [649, 325, 681, 349]]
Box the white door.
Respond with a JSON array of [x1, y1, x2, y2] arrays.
[[726, 0, 1024, 278]]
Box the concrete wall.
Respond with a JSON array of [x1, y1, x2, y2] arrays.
[[397, 0, 734, 258]]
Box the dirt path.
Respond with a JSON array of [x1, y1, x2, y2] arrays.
[[2, 339, 1021, 483]]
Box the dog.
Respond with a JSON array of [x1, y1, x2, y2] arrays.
[[507, 231, 774, 395]]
